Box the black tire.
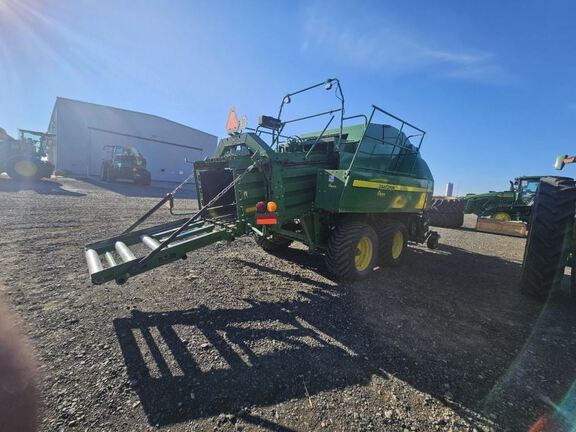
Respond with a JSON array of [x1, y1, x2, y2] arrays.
[[6, 157, 40, 181], [427, 233, 439, 249], [425, 198, 464, 228], [37, 161, 54, 179], [325, 221, 379, 280], [520, 177, 576, 298], [378, 222, 408, 266], [254, 234, 292, 253]]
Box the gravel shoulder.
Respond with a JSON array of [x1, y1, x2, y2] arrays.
[[1, 176, 575, 432]]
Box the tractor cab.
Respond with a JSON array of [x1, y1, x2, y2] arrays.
[[513, 176, 542, 204], [17, 129, 54, 160]]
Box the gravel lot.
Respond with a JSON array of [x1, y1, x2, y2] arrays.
[[1, 176, 575, 432]]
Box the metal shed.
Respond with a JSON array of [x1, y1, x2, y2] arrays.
[[47, 97, 217, 182]]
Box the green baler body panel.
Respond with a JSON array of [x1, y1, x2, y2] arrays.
[[316, 169, 432, 213], [194, 122, 434, 249]]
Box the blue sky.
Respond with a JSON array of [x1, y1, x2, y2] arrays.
[[1, 0, 575, 194]]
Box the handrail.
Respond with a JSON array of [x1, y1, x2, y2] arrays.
[[281, 108, 342, 125], [371, 105, 425, 134], [347, 105, 426, 176], [342, 114, 368, 127], [304, 115, 335, 159], [273, 78, 345, 149]]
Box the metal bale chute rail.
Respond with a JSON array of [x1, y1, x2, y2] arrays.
[[85, 78, 439, 285], [85, 164, 255, 285]]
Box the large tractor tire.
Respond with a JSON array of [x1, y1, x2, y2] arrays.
[[520, 177, 576, 299], [326, 221, 379, 280], [38, 161, 54, 179], [254, 234, 293, 253], [377, 222, 408, 266], [425, 198, 465, 228], [6, 157, 41, 181]]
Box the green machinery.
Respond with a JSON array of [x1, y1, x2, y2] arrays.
[[520, 156, 576, 298], [100, 145, 152, 186], [0, 128, 54, 181], [463, 176, 544, 222], [84, 79, 438, 285]]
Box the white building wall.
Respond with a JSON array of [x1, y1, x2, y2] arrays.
[[49, 98, 217, 182]]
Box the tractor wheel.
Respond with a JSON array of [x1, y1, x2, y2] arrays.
[[378, 222, 408, 266], [7, 157, 40, 181], [254, 234, 292, 253], [520, 177, 576, 299], [38, 161, 54, 179], [325, 221, 379, 280], [492, 212, 511, 221]]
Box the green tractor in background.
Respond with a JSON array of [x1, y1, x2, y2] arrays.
[[520, 156, 576, 298], [463, 176, 543, 222], [84, 78, 439, 285], [0, 128, 55, 181], [100, 145, 152, 186]]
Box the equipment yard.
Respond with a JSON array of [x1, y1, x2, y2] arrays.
[[1, 176, 575, 432]]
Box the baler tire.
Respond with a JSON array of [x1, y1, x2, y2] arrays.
[[378, 222, 408, 266], [254, 234, 292, 253], [326, 221, 378, 280], [520, 177, 576, 299]]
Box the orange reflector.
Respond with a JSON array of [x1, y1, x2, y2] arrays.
[[267, 201, 277, 212], [226, 107, 239, 134], [256, 212, 277, 225]]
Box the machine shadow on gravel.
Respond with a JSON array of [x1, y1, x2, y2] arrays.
[[229, 243, 576, 430], [0, 177, 85, 196], [354, 243, 576, 431], [113, 288, 380, 428], [114, 243, 576, 431]]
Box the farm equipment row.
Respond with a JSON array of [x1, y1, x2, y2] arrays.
[[82, 77, 576, 302]]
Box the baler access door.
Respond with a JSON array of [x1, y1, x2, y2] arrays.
[[84, 163, 255, 285]]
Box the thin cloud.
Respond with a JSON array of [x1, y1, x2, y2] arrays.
[[301, 14, 513, 85]]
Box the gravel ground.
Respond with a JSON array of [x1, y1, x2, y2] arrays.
[[1, 175, 576, 432]]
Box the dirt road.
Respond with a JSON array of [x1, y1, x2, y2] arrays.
[[1, 176, 575, 431]]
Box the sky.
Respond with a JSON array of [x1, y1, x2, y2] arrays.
[[1, 0, 575, 194]]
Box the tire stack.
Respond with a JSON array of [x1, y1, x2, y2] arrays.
[[520, 177, 576, 298], [425, 198, 465, 228]]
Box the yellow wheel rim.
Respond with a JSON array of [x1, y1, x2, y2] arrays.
[[354, 235, 374, 272], [493, 212, 511, 221], [391, 231, 404, 259], [14, 160, 38, 178]]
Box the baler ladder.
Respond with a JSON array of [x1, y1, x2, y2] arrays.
[[85, 163, 255, 285]]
